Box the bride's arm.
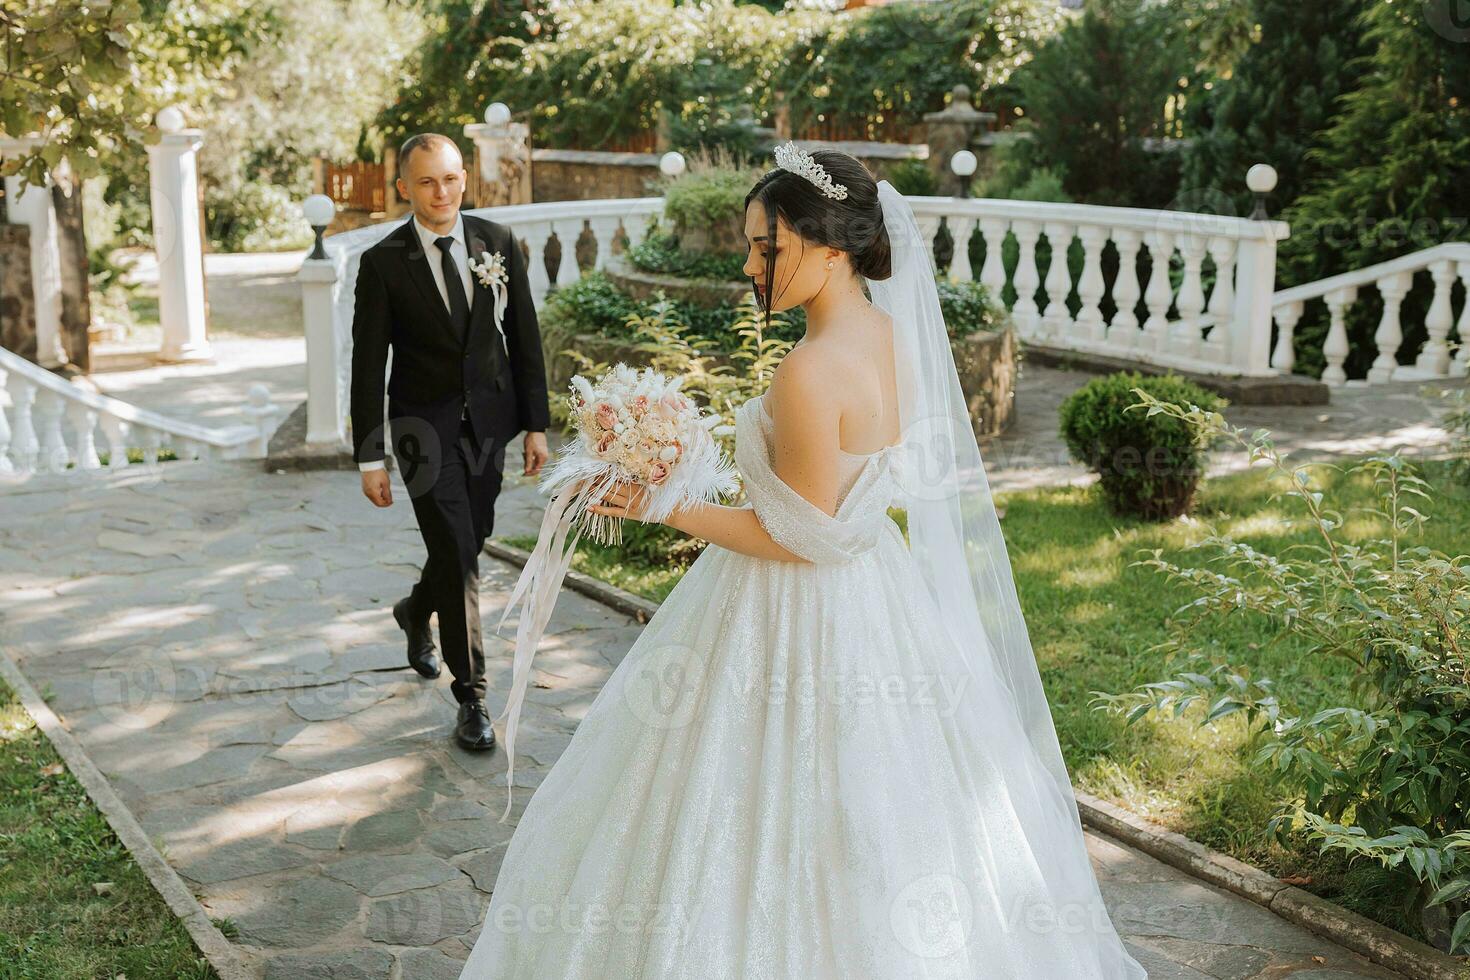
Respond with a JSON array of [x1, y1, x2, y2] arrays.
[[664, 501, 806, 562]]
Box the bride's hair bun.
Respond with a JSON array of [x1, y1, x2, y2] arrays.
[[745, 148, 893, 283]]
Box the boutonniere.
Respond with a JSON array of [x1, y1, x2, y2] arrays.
[[468, 249, 507, 290], [469, 249, 510, 336]]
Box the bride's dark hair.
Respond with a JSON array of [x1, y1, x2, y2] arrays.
[[744, 148, 892, 329]]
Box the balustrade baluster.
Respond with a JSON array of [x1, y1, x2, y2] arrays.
[[552, 219, 582, 288], [588, 217, 620, 271], [1320, 287, 1357, 385], [1108, 230, 1142, 349], [1075, 226, 1107, 343], [1204, 236, 1238, 364], [1417, 259, 1456, 376], [1041, 222, 1074, 342], [67, 401, 101, 470], [1010, 221, 1042, 337], [1142, 231, 1175, 354], [1171, 235, 1208, 359], [1272, 301, 1304, 377], [1368, 272, 1411, 384]]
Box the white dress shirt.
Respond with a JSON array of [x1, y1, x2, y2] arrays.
[[359, 213, 503, 473]]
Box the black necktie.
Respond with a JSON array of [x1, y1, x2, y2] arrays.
[[434, 235, 470, 344]]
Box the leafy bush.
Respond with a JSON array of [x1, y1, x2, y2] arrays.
[[781, 0, 1065, 141], [886, 159, 938, 197], [1058, 371, 1226, 520], [935, 278, 1008, 338], [627, 232, 747, 282], [1437, 384, 1470, 489], [540, 272, 805, 349], [1093, 391, 1470, 954], [205, 179, 314, 253], [660, 147, 764, 230]]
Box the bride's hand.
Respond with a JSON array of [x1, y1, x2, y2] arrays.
[[586, 480, 657, 523]]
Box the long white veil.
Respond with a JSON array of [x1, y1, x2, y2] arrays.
[[865, 180, 1146, 976]]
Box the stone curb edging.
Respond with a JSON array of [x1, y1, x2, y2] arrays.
[[1075, 791, 1469, 980], [0, 649, 255, 980], [483, 536, 1470, 980]]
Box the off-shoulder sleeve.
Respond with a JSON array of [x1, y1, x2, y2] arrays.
[[734, 402, 892, 564]]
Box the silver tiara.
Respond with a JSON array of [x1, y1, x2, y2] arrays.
[[773, 140, 848, 200]]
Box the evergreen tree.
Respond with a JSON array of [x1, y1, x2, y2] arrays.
[[1178, 0, 1370, 219], [1275, 0, 1470, 378], [1007, 0, 1196, 208]]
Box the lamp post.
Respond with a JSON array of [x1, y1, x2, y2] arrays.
[[659, 151, 687, 178], [1246, 163, 1278, 220], [950, 149, 978, 199], [298, 195, 342, 447], [302, 194, 335, 260]]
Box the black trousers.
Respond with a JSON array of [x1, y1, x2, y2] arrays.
[[397, 413, 507, 704]]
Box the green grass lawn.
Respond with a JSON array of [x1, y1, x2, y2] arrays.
[[0, 679, 216, 980], [506, 455, 1470, 942]]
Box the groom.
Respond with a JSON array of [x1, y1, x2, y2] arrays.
[[350, 132, 550, 752]]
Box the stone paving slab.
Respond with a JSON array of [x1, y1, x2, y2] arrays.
[[0, 458, 1426, 978]]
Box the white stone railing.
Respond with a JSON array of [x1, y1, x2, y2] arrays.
[[907, 196, 1290, 379], [301, 188, 1469, 452], [1270, 242, 1470, 386], [0, 345, 279, 481]]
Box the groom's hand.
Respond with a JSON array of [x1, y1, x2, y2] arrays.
[[523, 431, 548, 476], [361, 469, 393, 508]]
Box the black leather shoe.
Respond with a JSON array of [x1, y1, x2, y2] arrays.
[[455, 699, 496, 752], [393, 597, 441, 679]]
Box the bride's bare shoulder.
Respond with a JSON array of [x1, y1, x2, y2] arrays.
[[765, 342, 843, 427]]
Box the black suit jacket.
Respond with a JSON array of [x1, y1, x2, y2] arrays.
[[349, 213, 551, 467]]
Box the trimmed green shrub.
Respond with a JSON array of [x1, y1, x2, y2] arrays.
[[1058, 371, 1226, 520]]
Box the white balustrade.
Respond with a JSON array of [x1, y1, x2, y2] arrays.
[[309, 181, 1467, 457], [1271, 242, 1470, 386], [0, 345, 278, 481], [907, 195, 1291, 379]]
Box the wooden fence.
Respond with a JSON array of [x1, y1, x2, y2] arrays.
[[323, 161, 387, 213]]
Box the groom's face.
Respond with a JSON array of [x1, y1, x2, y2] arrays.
[[397, 142, 467, 226]]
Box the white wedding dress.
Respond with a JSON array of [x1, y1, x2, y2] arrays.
[[458, 390, 1148, 979]]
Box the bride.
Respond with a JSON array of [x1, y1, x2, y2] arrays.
[[458, 144, 1147, 979]]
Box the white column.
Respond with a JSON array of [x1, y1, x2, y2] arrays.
[[0, 137, 68, 368], [299, 260, 343, 446], [146, 113, 212, 363], [1230, 233, 1280, 376]]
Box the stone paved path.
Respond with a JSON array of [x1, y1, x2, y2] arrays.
[[0, 456, 1421, 979]]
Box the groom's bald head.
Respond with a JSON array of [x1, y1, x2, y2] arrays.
[[399, 133, 461, 172]]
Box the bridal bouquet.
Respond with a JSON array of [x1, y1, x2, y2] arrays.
[[550, 365, 737, 545], [493, 365, 737, 818]]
